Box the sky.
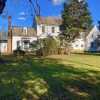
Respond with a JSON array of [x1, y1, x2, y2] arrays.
[[0, 0, 100, 31]]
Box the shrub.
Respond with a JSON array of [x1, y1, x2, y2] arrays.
[[39, 36, 60, 56], [13, 48, 25, 56]]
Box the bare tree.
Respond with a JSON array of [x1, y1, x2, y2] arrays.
[[0, 0, 7, 14]]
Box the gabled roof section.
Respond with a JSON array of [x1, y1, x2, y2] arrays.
[[90, 26, 99, 33], [12, 27, 36, 37], [36, 16, 62, 25], [87, 25, 100, 39]]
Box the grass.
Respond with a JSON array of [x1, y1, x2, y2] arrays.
[[0, 54, 100, 100]]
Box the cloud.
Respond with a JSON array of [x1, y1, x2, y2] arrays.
[[18, 11, 27, 20], [52, 0, 65, 5], [19, 12, 25, 15], [17, 17, 26, 20]]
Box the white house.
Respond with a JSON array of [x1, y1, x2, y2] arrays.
[[86, 26, 100, 51], [2, 16, 100, 54], [36, 17, 62, 38], [0, 40, 7, 54], [11, 27, 37, 51], [0, 32, 8, 54], [71, 26, 100, 52], [11, 17, 62, 52], [71, 38, 85, 52], [71, 32, 85, 52]]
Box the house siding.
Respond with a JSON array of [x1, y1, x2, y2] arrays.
[[86, 26, 100, 51], [0, 42, 7, 53], [12, 36, 37, 51], [37, 24, 60, 37]]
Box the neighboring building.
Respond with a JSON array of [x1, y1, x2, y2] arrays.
[[0, 32, 8, 54], [9, 17, 62, 53], [0, 40, 7, 54], [11, 27, 37, 51], [86, 26, 100, 52], [71, 32, 85, 52], [2, 16, 62, 54], [1, 16, 100, 54], [71, 38, 85, 52]]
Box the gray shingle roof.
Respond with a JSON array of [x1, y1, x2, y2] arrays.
[[36, 17, 62, 25]]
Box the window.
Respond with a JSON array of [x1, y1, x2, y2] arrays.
[[23, 40, 30, 50], [91, 42, 94, 48], [97, 42, 100, 46], [42, 26, 45, 33], [75, 45, 78, 47], [92, 34, 94, 38], [81, 44, 84, 47], [52, 27, 55, 33], [17, 41, 20, 49], [97, 35, 100, 39]]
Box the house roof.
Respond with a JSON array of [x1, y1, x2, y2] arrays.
[[11, 27, 37, 37], [36, 17, 62, 25]]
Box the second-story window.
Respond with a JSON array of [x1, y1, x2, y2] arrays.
[[42, 26, 45, 33], [52, 27, 55, 33]]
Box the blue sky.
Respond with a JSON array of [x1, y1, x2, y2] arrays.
[[0, 0, 100, 31]]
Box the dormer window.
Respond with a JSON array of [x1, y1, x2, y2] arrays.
[[17, 41, 20, 49]]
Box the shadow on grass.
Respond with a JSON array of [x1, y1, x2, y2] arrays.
[[0, 56, 100, 100], [73, 52, 100, 56]]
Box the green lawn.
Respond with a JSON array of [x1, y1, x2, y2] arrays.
[[0, 54, 100, 100]]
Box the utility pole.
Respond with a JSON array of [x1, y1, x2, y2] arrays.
[[7, 16, 12, 54], [29, 0, 42, 55]]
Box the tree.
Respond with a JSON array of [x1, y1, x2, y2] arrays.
[[0, 0, 7, 14], [36, 36, 60, 56], [61, 0, 92, 42]]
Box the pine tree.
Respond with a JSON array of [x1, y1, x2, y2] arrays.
[[61, 0, 92, 42]]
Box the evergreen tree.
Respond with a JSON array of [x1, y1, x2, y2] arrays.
[[61, 0, 92, 42]]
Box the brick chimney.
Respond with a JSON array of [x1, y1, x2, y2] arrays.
[[7, 16, 12, 54]]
